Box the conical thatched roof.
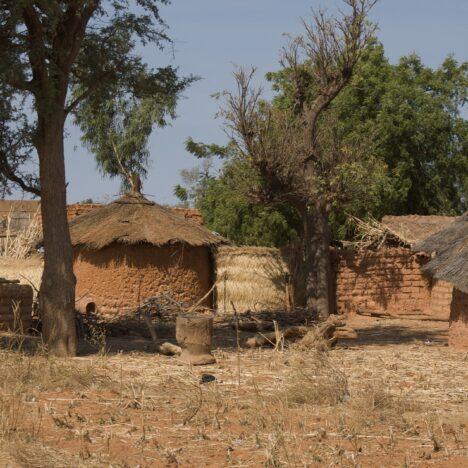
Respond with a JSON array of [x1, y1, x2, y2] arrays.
[[69, 194, 226, 250], [414, 212, 468, 293]]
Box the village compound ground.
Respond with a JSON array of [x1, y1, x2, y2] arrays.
[[0, 316, 466, 467]]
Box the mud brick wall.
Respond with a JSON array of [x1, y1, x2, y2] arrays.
[[429, 280, 454, 320], [66, 204, 102, 222], [74, 243, 212, 316], [448, 288, 468, 349], [0, 282, 33, 330], [336, 248, 451, 320]]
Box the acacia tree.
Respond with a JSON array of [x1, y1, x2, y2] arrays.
[[0, 1, 183, 356], [220, 0, 377, 318]]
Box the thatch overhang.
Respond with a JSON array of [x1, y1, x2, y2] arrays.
[[381, 215, 456, 247], [413, 212, 467, 293], [68, 194, 227, 250]]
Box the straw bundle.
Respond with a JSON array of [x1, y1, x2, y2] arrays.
[[215, 246, 291, 314]]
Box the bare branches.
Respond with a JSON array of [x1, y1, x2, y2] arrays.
[[299, 0, 378, 156], [218, 0, 377, 209]]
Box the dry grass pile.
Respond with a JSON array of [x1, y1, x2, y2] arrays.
[[215, 246, 290, 313], [345, 215, 408, 250]]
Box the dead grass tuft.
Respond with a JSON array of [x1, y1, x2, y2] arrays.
[[0, 350, 114, 394], [278, 351, 349, 406]]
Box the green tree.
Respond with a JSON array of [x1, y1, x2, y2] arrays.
[[328, 46, 468, 217], [0, 1, 182, 356], [182, 44, 467, 246], [75, 68, 192, 192]]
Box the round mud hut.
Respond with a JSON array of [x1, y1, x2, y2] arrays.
[[69, 194, 226, 317]]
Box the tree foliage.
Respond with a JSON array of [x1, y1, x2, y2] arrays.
[[179, 45, 468, 245], [74, 67, 193, 191], [0, 1, 185, 355]]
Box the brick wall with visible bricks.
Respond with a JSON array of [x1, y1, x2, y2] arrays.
[[335, 248, 452, 320]]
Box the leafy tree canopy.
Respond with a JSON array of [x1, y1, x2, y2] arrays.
[[178, 43, 467, 246]]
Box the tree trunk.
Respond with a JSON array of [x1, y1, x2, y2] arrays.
[[37, 112, 77, 357], [309, 202, 332, 320], [293, 201, 332, 320]]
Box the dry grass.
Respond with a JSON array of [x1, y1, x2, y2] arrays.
[[215, 246, 290, 313], [0, 318, 465, 466]]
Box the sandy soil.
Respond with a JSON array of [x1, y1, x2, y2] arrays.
[[0, 316, 466, 467]]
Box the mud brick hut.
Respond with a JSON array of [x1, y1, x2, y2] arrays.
[[68, 194, 226, 317], [336, 215, 457, 320], [414, 213, 468, 349]]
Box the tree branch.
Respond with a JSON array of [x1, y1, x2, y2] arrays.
[[0, 149, 41, 197]]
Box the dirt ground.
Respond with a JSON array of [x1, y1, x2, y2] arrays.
[[0, 316, 466, 467]]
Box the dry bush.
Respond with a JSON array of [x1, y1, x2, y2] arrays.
[[278, 352, 348, 407]]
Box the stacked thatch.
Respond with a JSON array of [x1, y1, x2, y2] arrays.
[[215, 246, 290, 314], [69, 194, 226, 249], [414, 212, 468, 294]]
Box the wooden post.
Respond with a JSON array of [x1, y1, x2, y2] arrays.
[[176, 314, 216, 365]]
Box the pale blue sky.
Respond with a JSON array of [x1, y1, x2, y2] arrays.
[[42, 1, 468, 204]]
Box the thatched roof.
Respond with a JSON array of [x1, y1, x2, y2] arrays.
[[69, 194, 226, 250], [381, 215, 456, 246], [413, 212, 468, 293]]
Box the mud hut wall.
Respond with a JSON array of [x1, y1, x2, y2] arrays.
[[0, 283, 33, 330], [429, 280, 454, 320], [215, 247, 290, 314], [335, 248, 451, 320], [74, 243, 212, 316], [448, 288, 468, 349], [214, 245, 455, 319]]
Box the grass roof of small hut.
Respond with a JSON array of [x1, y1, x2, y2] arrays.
[[413, 212, 468, 293], [68, 194, 227, 250]]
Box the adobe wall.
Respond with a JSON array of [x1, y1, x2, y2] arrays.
[[448, 288, 468, 350], [335, 248, 451, 320], [0, 282, 33, 331], [74, 243, 212, 317]]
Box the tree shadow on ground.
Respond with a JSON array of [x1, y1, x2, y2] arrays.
[[338, 322, 448, 347]]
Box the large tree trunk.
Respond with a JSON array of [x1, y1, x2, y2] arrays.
[[293, 201, 332, 320], [37, 111, 77, 357]]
